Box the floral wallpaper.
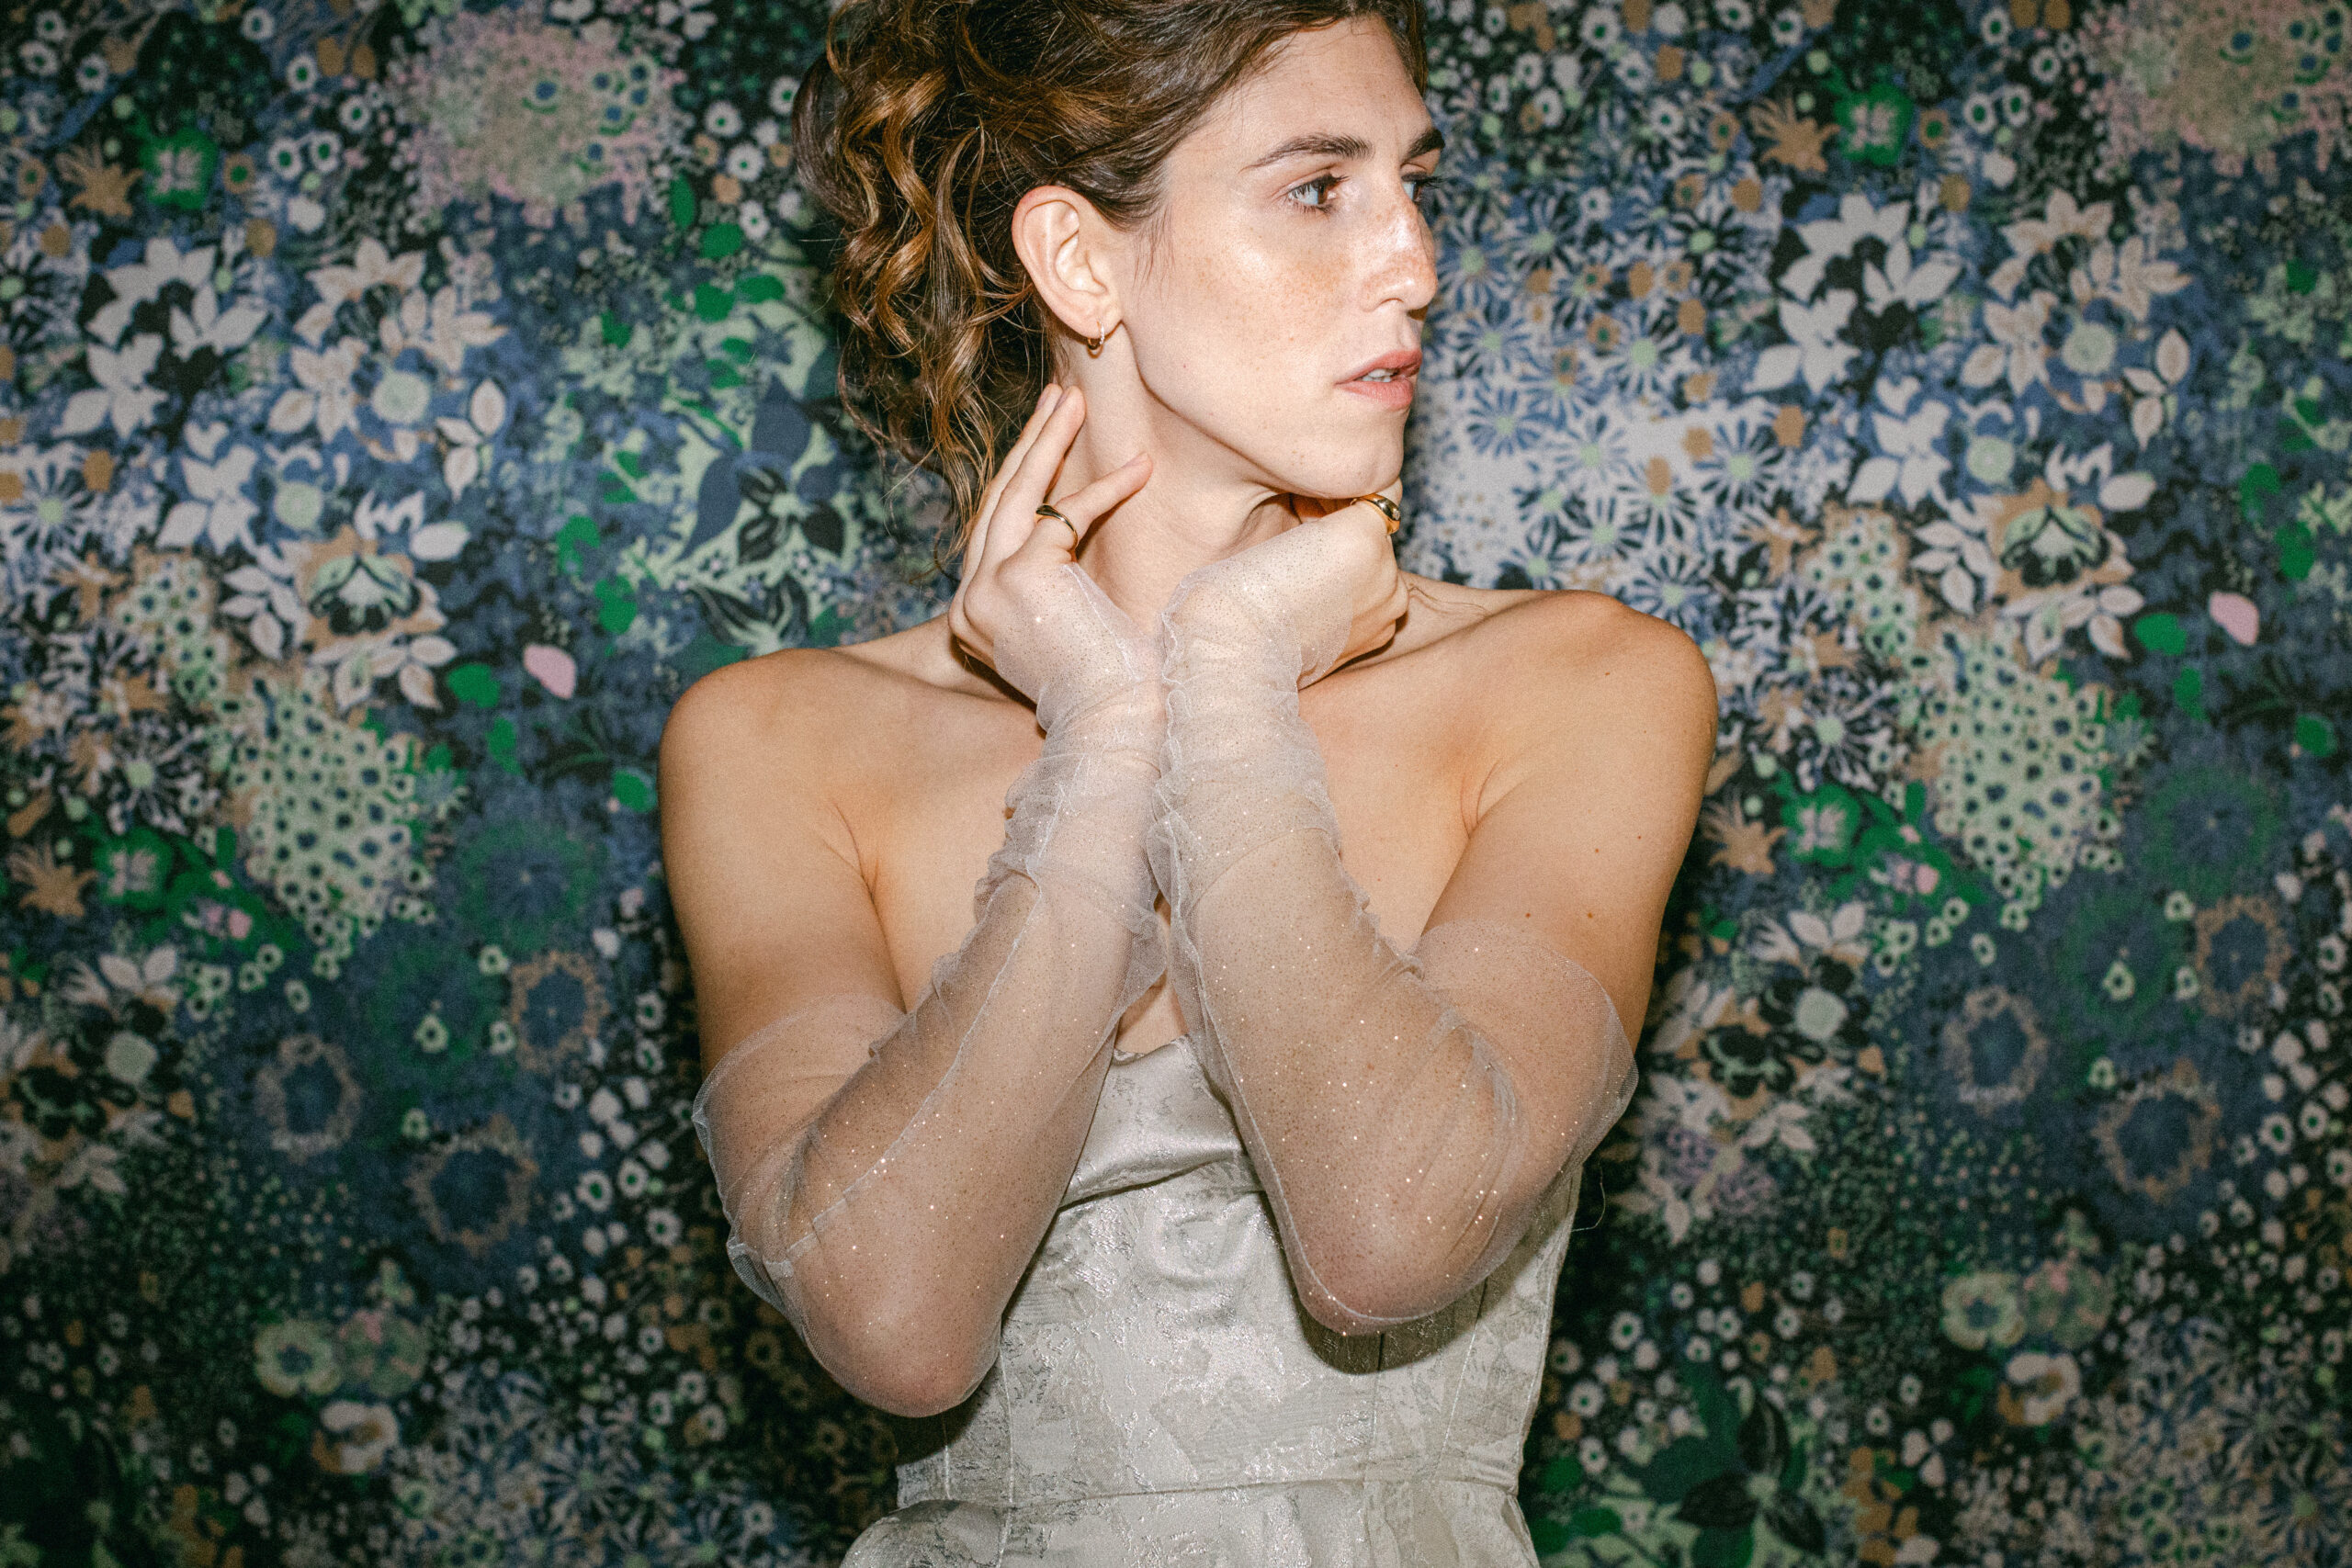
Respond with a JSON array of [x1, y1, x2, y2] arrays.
[[0, 0, 2346, 1562]]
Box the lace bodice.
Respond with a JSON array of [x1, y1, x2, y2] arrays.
[[845, 1030, 1589, 1566]]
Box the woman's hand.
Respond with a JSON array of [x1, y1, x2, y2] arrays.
[[1163, 488, 1409, 687], [947, 385, 1158, 732]]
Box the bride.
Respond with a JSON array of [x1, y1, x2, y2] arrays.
[[663, 0, 1715, 1560]]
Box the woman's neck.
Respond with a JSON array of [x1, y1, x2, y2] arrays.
[[1046, 363, 1302, 632]]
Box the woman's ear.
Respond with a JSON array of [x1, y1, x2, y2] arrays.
[[1012, 186, 1122, 350]]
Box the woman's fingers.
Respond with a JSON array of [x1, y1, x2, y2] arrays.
[[965, 384, 1065, 584], [1007, 452, 1151, 567], [975, 384, 1063, 529], [980, 386, 1090, 575]]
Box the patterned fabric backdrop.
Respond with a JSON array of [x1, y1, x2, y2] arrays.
[[1, 0, 2348, 1562]]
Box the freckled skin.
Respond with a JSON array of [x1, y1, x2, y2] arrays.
[[1074, 17, 1442, 511]]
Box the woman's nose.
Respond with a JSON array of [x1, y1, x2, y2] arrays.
[[1374, 188, 1439, 314]]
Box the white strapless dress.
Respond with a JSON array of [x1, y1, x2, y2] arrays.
[[842, 1029, 1586, 1567]]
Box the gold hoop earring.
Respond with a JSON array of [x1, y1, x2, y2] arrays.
[[1084, 322, 1110, 357]]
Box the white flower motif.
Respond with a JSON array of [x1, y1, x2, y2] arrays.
[[435, 379, 509, 500], [2005, 1350, 2081, 1425], [58, 333, 167, 440], [314, 631, 459, 710], [86, 238, 214, 346], [159, 445, 261, 552], [1753, 901, 1871, 966], [657, 0, 716, 38], [315, 1400, 400, 1475], [2069, 235, 2188, 322], [1752, 289, 1860, 394], [1912, 518, 1998, 614], [2008, 579, 2147, 662], [1862, 240, 1962, 315], [1780, 192, 1910, 300], [2154, 328, 2191, 385], [407, 285, 506, 377], [167, 283, 268, 358], [1962, 291, 2056, 395], [268, 339, 365, 443], [1987, 190, 2113, 299], [220, 558, 308, 660], [1852, 399, 1953, 510], [2048, 440, 2157, 513], [307, 236, 425, 311], [2123, 329, 2193, 447]]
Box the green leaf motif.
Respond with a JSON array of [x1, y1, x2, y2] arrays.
[[1566, 1506, 1623, 1538], [1637, 1435, 1724, 1504], [1690, 1523, 1756, 1568], [485, 716, 520, 775], [611, 771, 656, 813], [2172, 667, 2207, 722], [2132, 613, 2186, 656], [446, 665, 502, 708], [2278, 521, 2316, 581], [2238, 462, 2280, 523], [554, 514, 601, 573], [594, 576, 639, 636], [700, 222, 744, 262]]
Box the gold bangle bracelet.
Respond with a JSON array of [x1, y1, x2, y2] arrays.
[[1354, 493, 1402, 534]]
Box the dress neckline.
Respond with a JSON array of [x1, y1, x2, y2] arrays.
[[1109, 1032, 1192, 1066]]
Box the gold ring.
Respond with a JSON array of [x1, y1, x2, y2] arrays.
[[1354, 493, 1402, 534], [1034, 502, 1073, 528]]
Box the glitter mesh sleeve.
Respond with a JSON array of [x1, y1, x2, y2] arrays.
[[691, 564, 1166, 1413], [1147, 552, 1638, 1336]]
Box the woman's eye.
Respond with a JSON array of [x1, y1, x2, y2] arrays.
[[1287, 175, 1340, 211]]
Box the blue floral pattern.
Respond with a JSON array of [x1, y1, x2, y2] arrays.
[[1, 0, 2347, 1562]]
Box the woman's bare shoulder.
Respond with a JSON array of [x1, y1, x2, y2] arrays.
[[659, 613, 1007, 785], [1392, 574, 1668, 664], [1400, 577, 1714, 731]]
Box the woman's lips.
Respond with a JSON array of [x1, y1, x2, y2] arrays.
[[1338, 370, 1417, 410], [1338, 352, 1420, 411]]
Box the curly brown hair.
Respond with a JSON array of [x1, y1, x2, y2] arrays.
[[791, 0, 1429, 575]]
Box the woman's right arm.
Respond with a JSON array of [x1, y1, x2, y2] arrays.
[[665, 386, 1163, 1418]]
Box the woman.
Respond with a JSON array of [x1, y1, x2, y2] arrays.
[[663, 0, 1715, 1560]]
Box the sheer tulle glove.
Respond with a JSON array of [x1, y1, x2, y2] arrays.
[[1148, 501, 1637, 1336], [691, 389, 1169, 1410], [971, 561, 1169, 1006]]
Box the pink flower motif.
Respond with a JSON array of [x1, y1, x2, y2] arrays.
[[2209, 591, 2260, 646], [525, 643, 578, 699]]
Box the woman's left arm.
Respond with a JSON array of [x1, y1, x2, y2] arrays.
[[1148, 525, 1715, 1336]]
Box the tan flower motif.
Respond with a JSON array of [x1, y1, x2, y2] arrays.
[[8, 840, 96, 918], [1702, 800, 1786, 876], [1749, 98, 1838, 174], [52, 142, 139, 220]]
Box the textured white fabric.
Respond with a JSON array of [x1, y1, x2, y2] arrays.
[[1146, 536, 1638, 1335], [690, 563, 1169, 1409], [844, 1031, 1589, 1567]]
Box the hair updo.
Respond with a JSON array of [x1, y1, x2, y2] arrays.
[[792, 0, 1429, 570]]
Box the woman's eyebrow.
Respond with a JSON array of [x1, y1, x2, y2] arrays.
[[1244, 125, 1445, 171]]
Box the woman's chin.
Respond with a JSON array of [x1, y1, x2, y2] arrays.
[[1269, 446, 1404, 507]]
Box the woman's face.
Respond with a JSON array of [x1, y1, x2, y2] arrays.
[[1113, 17, 1442, 502]]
